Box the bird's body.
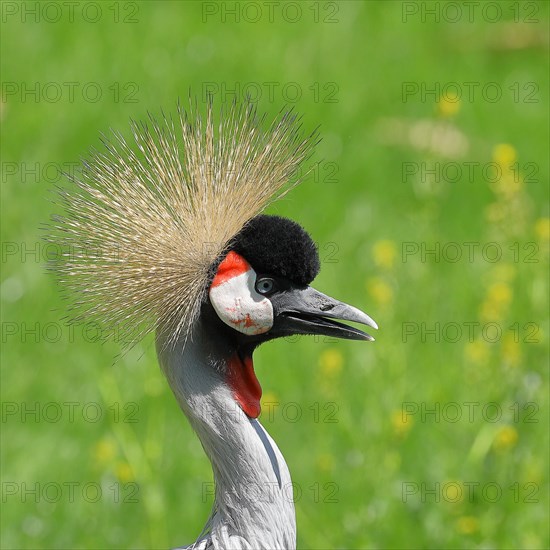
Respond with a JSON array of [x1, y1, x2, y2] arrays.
[[49, 100, 377, 549]]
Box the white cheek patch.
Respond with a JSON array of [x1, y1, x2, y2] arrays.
[[209, 253, 274, 335]]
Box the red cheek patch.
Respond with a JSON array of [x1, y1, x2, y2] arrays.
[[211, 251, 251, 287], [209, 250, 274, 336]]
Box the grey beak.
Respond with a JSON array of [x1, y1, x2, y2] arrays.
[[269, 285, 378, 341]]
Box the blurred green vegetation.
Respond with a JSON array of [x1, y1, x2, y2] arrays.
[[1, 1, 549, 549]]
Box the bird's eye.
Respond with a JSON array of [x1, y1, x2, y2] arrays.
[[255, 277, 275, 295]]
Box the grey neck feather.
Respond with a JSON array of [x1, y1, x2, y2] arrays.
[[156, 321, 296, 550]]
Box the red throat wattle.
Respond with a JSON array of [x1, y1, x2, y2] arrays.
[[226, 353, 262, 419]]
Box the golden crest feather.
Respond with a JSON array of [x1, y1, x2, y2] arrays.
[[47, 100, 319, 347]]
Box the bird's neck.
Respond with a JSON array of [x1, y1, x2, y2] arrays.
[[156, 322, 296, 549]]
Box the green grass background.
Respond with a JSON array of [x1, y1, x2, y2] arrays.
[[1, 1, 549, 548]]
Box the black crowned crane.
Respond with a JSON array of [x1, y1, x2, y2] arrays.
[[49, 101, 377, 549]]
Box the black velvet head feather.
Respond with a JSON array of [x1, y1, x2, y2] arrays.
[[231, 215, 320, 286]]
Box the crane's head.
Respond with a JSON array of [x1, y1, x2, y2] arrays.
[[201, 214, 377, 418], [208, 214, 377, 347]]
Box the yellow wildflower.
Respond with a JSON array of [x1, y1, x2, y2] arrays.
[[492, 172, 523, 196], [492, 143, 517, 167], [261, 391, 279, 407], [366, 277, 393, 306], [317, 453, 335, 473], [488, 282, 512, 305], [488, 144, 523, 196], [93, 437, 117, 464], [464, 340, 490, 366], [319, 348, 344, 377], [443, 481, 464, 503], [437, 90, 461, 117], [372, 239, 397, 270], [456, 516, 479, 535], [391, 409, 413, 437], [534, 217, 549, 241], [480, 281, 513, 321], [502, 332, 522, 367], [493, 425, 518, 452], [115, 460, 135, 483]]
